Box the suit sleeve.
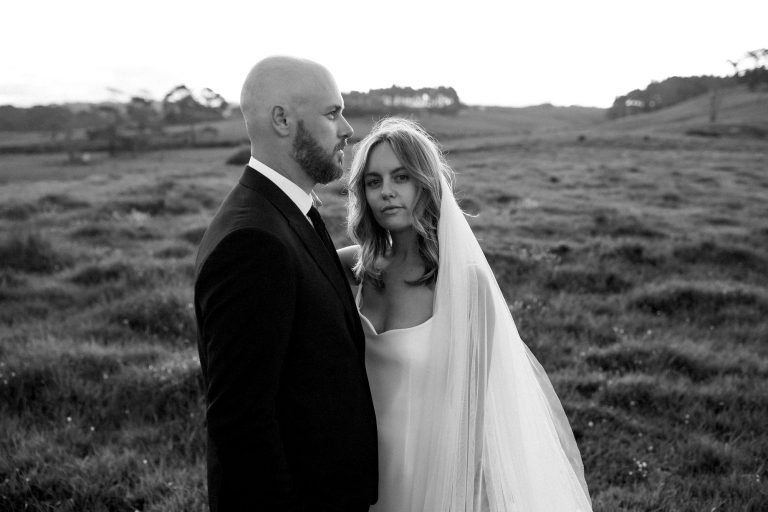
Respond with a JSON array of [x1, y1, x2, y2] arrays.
[[196, 229, 298, 511]]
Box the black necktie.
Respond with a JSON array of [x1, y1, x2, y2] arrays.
[[307, 206, 363, 338], [307, 205, 336, 256]]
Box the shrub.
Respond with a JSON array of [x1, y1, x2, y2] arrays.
[[544, 267, 632, 294], [69, 262, 137, 286], [70, 224, 160, 245], [585, 343, 727, 382], [178, 185, 220, 209], [108, 291, 195, 343], [0, 232, 72, 273], [677, 440, 733, 476], [599, 242, 661, 266], [672, 241, 766, 272], [154, 246, 192, 259], [180, 227, 207, 245], [226, 146, 250, 165], [39, 193, 90, 211], [0, 202, 38, 220], [591, 211, 665, 239], [630, 281, 768, 324]]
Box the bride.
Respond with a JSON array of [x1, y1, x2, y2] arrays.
[[337, 118, 593, 511]]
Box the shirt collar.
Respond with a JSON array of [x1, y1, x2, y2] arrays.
[[248, 156, 315, 215]]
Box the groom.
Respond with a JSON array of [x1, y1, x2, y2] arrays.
[[194, 57, 378, 511]]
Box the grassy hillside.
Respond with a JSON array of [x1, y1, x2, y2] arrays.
[[598, 86, 768, 135], [201, 103, 607, 146], [0, 110, 767, 511]]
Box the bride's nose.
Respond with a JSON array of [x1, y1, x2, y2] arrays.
[[381, 184, 395, 199]]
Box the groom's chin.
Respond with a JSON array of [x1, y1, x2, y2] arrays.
[[319, 165, 344, 185]]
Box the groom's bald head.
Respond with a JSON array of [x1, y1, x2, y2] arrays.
[[240, 56, 338, 141], [238, 56, 351, 192]]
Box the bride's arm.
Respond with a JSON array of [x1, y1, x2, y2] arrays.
[[336, 245, 360, 286]]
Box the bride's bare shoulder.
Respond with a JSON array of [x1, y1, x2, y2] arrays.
[[337, 245, 361, 284]]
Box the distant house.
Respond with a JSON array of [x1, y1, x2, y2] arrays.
[[382, 93, 457, 109]]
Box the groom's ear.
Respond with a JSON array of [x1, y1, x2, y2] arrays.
[[271, 106, 291, 137]]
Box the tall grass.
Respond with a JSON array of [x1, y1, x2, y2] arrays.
[[1, 128, 767, 510]]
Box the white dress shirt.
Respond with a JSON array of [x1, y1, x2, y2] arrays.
[[248, 156, 318, 224]]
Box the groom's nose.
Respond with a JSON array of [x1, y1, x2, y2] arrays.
[[338, 115, 353, 139]]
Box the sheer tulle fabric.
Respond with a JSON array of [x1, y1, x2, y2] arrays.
[[404, 176, 592, 511]]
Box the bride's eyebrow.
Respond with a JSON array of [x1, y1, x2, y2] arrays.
[[364, 166, 406, 177]]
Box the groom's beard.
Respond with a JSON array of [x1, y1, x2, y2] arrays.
[[292, 121, 345, 185]]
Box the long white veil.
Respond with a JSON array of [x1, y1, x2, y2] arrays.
[[407, 175, 593, 511]]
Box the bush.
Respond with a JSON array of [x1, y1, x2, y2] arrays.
[[108, 291, 195, 343], [591, 211, 665, 239], [677, 440, 733, 476], [672, 241, 766, 272], [39, 193, 90, 211], [0, 232, 72, 273], [599, 242, 661, 266], [544, 267, 633, 294], [180, 227, 207, 245], [630, 281, 768, 324], [0, 202, 39, 220], [69, 224, 160, 246], [585, 343, 734, 382], [154, 246, 192, 259], [70, 262, 137, 286], [226, 146, 251, 165]]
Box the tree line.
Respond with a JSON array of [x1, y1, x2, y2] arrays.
[[342, 86, 463, 116], [608, 48, 768, 120], [1, 85, 463, 136], [0, 85, 227, 138]]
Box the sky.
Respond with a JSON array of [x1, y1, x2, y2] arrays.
[[2, 0, 766, 109]]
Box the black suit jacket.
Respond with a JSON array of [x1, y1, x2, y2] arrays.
[[194, 167, 378, 511]]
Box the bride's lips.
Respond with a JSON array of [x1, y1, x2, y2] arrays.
[[381, 205, 403, 214]]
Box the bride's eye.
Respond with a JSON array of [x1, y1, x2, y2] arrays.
[[394, 173, 409, 183]]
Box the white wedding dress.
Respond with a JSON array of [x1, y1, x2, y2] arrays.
[[355, 174, 593, 512], [357, 285, 434, 512]]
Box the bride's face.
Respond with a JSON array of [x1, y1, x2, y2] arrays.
[[363, 142, 419, 233]]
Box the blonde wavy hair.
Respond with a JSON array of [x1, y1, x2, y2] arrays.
[[347, 117, 454, 288]]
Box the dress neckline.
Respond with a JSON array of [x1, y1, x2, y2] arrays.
[[355, 284, 434, 337]]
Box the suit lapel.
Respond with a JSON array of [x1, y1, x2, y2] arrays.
[[239, 168, 362, 338]]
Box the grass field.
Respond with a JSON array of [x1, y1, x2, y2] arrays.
[[1, 102, 767, 511]]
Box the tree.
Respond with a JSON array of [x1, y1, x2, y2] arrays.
[[126, 96, 160, 132], [26, 105, 72, 140], [162, 85, 228, 145]]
